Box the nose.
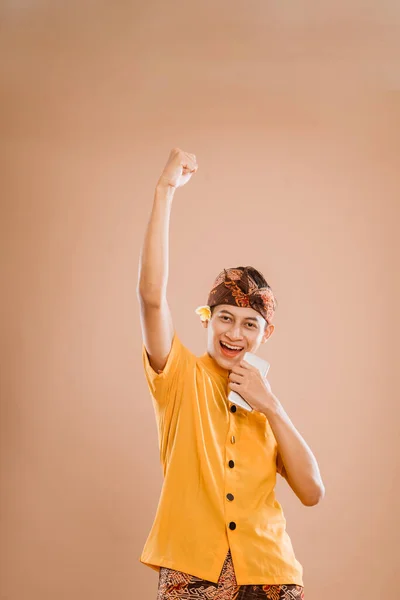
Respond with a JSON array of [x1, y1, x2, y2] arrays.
[[226, 325, 243, 341]]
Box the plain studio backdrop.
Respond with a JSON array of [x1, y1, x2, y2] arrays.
[[0, 2, 399, 599]]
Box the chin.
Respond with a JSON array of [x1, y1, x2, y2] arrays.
[[215, 356, 232, 369]]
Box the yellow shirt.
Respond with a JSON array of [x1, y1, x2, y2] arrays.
[[139, 334, 304, 586]]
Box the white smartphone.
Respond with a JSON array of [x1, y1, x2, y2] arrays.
[[228, 352, 270, 412]]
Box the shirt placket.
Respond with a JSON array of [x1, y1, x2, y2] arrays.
[[225, 402, 240, 535]]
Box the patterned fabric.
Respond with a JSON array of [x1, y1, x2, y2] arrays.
[[207, 267, 277, 324], [157, 549, 304, 600]]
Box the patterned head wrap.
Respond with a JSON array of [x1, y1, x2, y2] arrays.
[[195, 267, 277, 324]]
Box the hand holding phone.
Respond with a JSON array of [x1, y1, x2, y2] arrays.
[[228, 352, 270, 412]]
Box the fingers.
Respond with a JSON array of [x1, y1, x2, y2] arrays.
[[171, 147, 196, 162], [229, 371, 245, 384], [182, 154, 198, 173], [172, 148, 198, 172], [239, 360, 256, 370], [182, 163, 197, 174], [230, 365, 247, 375], [228, 381, 240, 391]]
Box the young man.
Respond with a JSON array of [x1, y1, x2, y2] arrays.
[[137, 148, 325, 600]]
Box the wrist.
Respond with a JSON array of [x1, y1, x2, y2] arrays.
[[155, 180, 176, 198], [262, 394, 283, 420]]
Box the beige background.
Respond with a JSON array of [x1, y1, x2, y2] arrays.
[[1, 2, 399, 599]]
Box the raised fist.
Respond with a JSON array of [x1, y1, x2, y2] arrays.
[[157, 148, 198, 189]]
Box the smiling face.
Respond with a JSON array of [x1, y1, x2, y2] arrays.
[[202, 304, 275, 370]]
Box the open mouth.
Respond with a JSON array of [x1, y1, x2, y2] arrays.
[[220, 341, 244, 358]]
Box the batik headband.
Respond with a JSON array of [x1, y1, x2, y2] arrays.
[[195, 267, 277, 324]]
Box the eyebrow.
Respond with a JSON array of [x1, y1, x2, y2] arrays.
[[218, 309, 259, 323]]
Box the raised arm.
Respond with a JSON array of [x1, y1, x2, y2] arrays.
[[137, 148, 198, 373]]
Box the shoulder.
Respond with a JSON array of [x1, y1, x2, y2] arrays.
[[142, 333, 196, 391]]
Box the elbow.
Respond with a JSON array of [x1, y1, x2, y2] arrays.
[[301, 484, 326, 507]]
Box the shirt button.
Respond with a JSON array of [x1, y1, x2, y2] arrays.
[[228, 460, 235, 468], [229, 522, 237, 530], [230, 405, 237, 413], [226, 493, 234, 501], [231, 435, 235, 444]]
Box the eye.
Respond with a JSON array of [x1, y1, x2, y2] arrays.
[[246, 322, 257, 328], [220, 315, 231, 322]]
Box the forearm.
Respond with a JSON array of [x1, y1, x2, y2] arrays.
[[265, 398, 325, 506], [137, 184, 175, 304]]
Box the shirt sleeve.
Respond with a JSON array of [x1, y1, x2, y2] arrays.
[[142, 333, 194, 406]]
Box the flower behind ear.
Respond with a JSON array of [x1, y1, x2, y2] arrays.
[[195, 305, 211, 322]]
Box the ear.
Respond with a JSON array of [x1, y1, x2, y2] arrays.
[[261, 323, 274, 343], [201, 320, 209, 329]]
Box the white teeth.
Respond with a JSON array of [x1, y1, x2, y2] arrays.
[[222, 342, 243, 351]]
